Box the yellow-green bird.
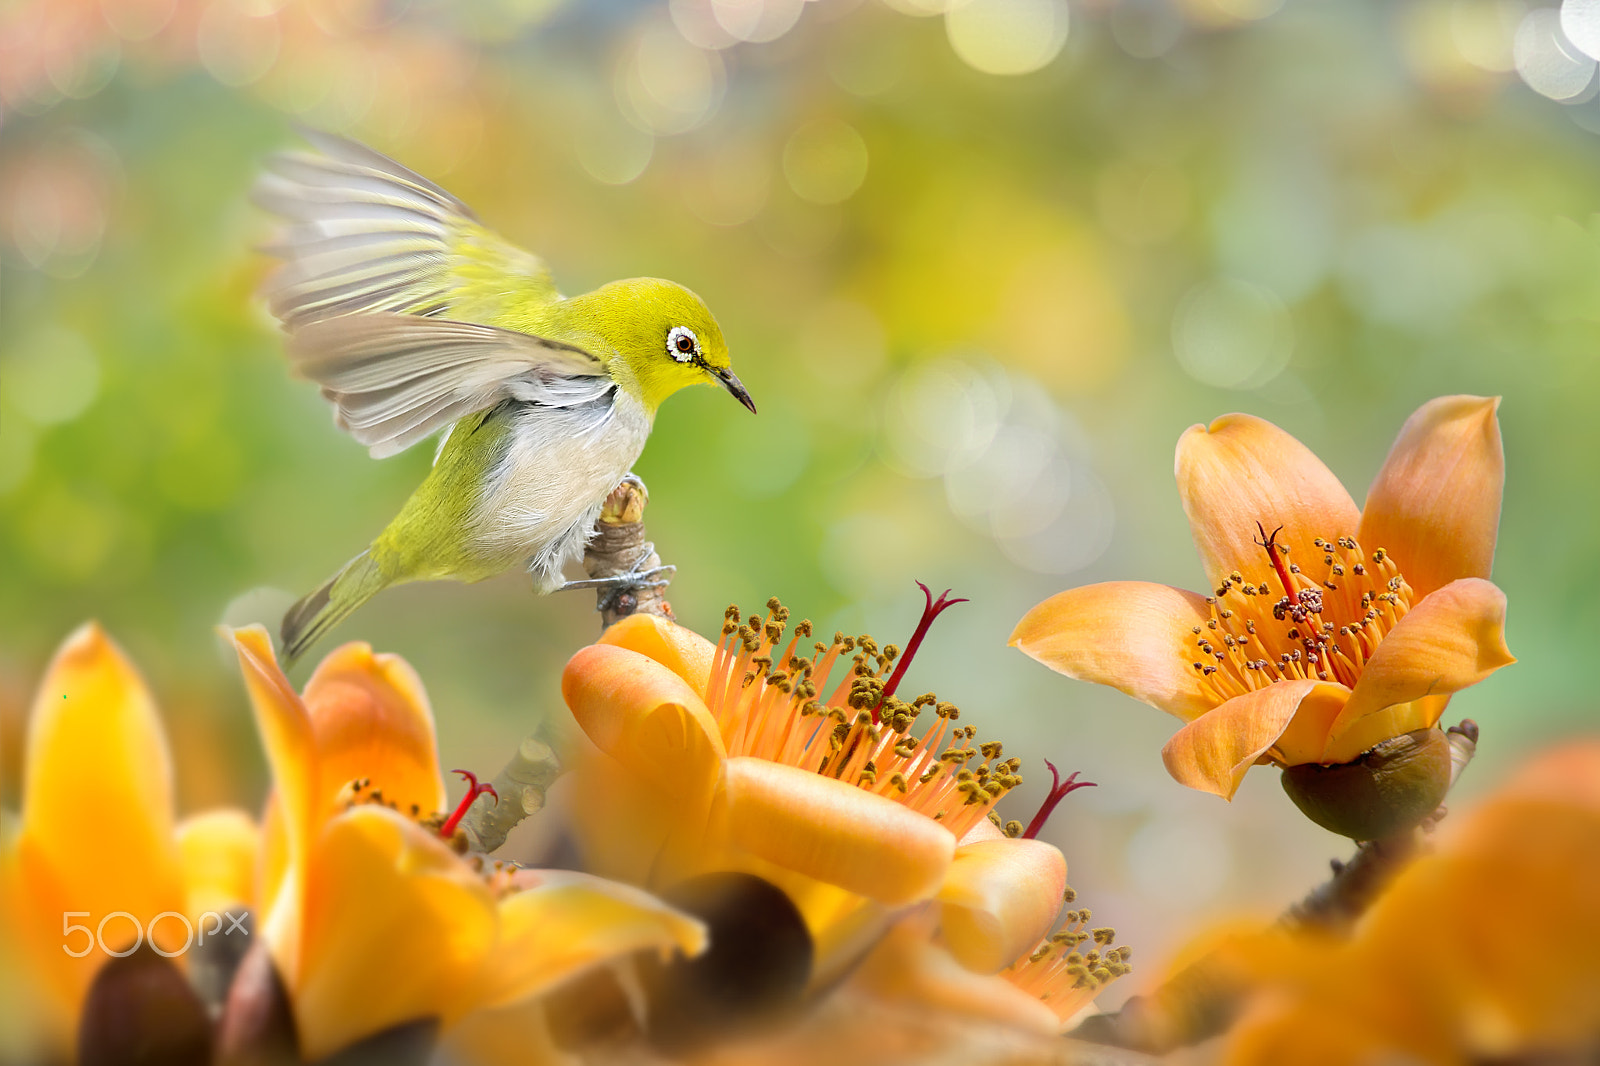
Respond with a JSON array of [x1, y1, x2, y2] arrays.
[[257, 132, 756, 665]]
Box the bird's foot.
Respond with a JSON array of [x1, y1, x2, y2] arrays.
[[558, 544, 676, 613]]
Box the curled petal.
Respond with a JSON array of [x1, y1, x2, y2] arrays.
[[1358, 396, 1503, 602], [937, 838, 1067, 974], [1011, 582, 1218, 722], [296, 807, 496, 1061], [719, 757, 955, 906], [175, 809, 260, 920], [1325, 578, 1514, 760], [562, 645, 726, 800], [1163, 681, 1350, 799], [1176, 414, 1361, 592], [598, 614, 718, 699], [856, 923, 1063, 1035], [303, 642, 446, 821], [476, 870, 706, 1010], [226, 625, 317, 974], [14, 623, 185, 1024]]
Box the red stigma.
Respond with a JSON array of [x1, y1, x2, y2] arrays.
[[1255, 522, 1299, 606], [1022, 760, 1096, 840], [876, 581, 968, 723], [439, 769, 498, 840]]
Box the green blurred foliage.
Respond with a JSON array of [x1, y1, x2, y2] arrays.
[[3, 0, 1599, 990]]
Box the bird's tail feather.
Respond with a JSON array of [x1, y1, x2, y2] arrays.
[[281, 550, 387, 667]]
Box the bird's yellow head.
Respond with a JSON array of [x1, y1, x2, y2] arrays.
[[574, 278, 755, 416]]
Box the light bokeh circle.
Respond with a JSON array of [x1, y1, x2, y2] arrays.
[[944, 0, 1069, 77]]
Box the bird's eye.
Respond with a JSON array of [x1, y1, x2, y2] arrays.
[[667, 325, 700, 363]]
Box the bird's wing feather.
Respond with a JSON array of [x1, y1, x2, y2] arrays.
[[289, 314, 612, 459], [255, 129, 556, 326]]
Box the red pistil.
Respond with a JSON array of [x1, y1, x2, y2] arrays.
[[1022, 760, 1096, 840], [1255, 522, 1299, 606], [439, 769, 498, 840], [876, 581, 969, 722]]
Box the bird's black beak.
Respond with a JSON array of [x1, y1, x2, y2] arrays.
[[711, 365, 757, 414]]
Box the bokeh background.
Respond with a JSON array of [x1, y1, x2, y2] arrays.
[[4, 0, 1599, 1008]]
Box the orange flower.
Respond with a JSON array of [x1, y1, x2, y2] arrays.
[[1222, 740, 1600, 1064], [855, 815, 1131, 1037], [561, 594, 1073, 989], [1, 624, 259, 1057], [1013, 396, 1515, 800], [226, 626, 706, 1062]]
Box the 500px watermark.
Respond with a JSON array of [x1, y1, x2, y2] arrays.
[[61, 910, 250, 958]]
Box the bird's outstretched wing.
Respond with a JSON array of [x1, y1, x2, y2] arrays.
[[255, 130, 556, 327], [289, 313, 612, 459]]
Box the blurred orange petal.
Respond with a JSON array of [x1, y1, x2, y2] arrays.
[[1175, 414, 1361, 591], [937, 838, 1067, 974], [295, 806, 496, 1061], [303, 642, 446, 820], [719, 756, 955, 907], [1225, 995, 1414, 1066], [476, 870, 706, 1010], [1162, 681, 1349, 799], [175, 808, 259, 920], [562, 644, 725, 800], [1358, 395, 1503, 601], [13, 623, 185, 1027], [1497, 738, 1600, 811], [226, 625, 317, 974], [598, 613, 718, 699], [1325, 578, 1514, 758], [1226, 742, 1600, 1063], [856, 922, 1062, 1036], [1010, 582, 1217, 722]]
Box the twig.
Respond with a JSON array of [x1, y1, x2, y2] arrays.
[[1072, 720, 1480, 1054], [583, 474, 675, 628], [460, 734, 563, 855]]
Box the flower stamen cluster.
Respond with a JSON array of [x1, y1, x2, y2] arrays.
[[706, 598, 1020, 838], [1190, 534, 1413, 705], [1002, 886, 1131, 1022]]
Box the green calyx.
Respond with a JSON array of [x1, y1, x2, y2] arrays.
[[1281, 727, 1452, 841]]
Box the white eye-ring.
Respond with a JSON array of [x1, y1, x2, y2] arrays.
[[667, 325, 700, 363]]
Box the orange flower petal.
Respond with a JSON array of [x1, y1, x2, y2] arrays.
[[1011, 582, 1218, 722], [1357, 396, 1504, 602], [13, 623, 185, 1026], [562, 645, 725, 800], [598, 613, 718, 699], [225, 625, 317, 976], [175, 809, 260, 921], [476, 871, 706, 1010], [1325, 578, 1514, 758], [937, 838, 1067, 974], [1175, 414, 1361, 592], [855, 922, 1063, 1036], [1225, 996, 1407, 1066], [719, 757, 955, 906], [295, 806, 496, 1061], [1162, 681, 1350, 798], [302, 642, 446, 821], [1497, 739, 1600, 812]]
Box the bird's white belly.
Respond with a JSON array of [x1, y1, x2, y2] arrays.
[[475, 390, 652, 588]]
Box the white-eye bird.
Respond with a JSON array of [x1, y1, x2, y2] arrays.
[[256, 132, 756, 665]]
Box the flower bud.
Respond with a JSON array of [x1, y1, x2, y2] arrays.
[[1280, 727, 1451, 840]]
